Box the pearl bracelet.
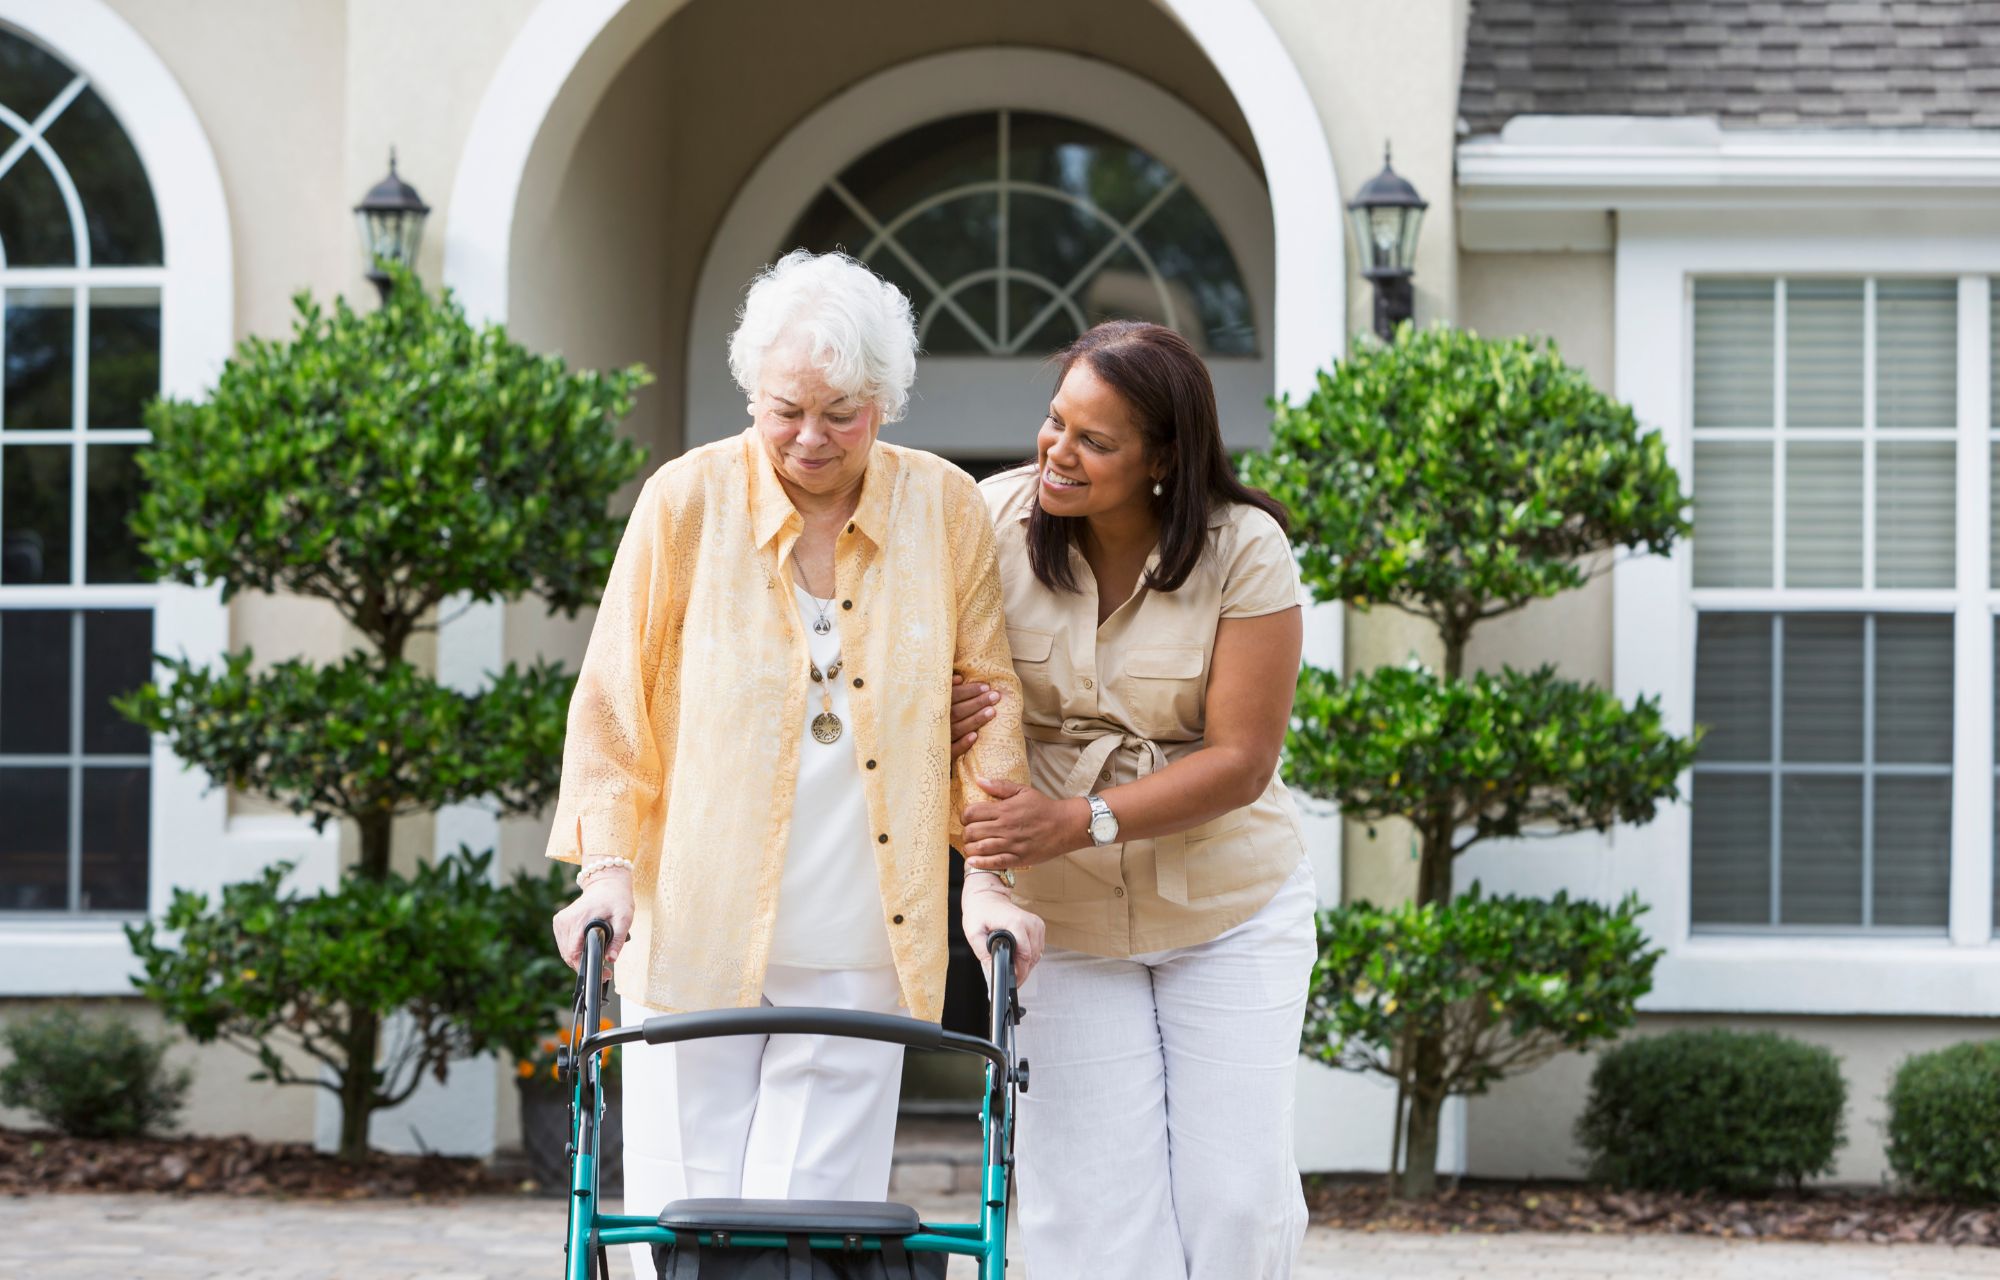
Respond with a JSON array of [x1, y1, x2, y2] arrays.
[[577, 856, 636, 887]]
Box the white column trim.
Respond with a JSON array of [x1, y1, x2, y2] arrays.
[[1952, 275, 1994, 944]]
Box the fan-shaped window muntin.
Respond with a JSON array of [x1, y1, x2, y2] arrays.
[[784, 111, 1257, 359]]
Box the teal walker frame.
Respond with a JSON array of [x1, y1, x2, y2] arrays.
[[561, 920, 1023, 1278]]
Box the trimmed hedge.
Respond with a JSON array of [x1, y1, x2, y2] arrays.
[[1886, 1041, 2000, 1202], [0, 1007, 191, 1139], [1576, 1029, 1845, 1193]]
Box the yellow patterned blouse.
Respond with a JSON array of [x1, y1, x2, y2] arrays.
[[545, 428, 1027, 1020]]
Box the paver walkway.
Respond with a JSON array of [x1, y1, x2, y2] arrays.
[[6, 1192, 1999, 1279]]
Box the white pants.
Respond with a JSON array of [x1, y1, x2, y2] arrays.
[[620, 964, 907, 1280], [1014, 859, 1317, 1280]]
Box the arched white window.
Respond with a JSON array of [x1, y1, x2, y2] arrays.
[[685, 51, 1275, 462], [783, 110, 1258, 361], [0, 24, 163, 916]]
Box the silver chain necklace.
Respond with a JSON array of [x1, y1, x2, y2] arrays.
[[792, 552, 836, 635]]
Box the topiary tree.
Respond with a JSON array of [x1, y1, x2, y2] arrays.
[[118, 267, 649, 1160], [1241, 323, 1700, 1197]]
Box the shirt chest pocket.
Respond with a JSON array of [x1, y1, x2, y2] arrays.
[[1116, 644, 1207, 737], [1006, 627, 1059, 715]]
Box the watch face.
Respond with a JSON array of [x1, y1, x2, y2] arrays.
[[1090, 813, 1119, 843]]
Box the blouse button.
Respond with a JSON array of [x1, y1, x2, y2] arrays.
[[847, 523, 856, 533], [892, 914, 905, 925], [866, 759, 877, 770], [852, 677, 864, 689], [1081, 677, 1094, 690], [1114, 887, 1125, 898], [878, 833, 889, 844], [841, 600, 853, 610]]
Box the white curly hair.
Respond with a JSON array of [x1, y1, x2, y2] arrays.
[[728, 249, 919, 423]]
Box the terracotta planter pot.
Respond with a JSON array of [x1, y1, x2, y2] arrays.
[[518, 1078, 623, 1197]]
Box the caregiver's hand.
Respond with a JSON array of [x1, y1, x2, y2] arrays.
[[552, 869, 635, 971], [949, 674, 1001, 761], [962, 777, 1088, 871], [960, 873, 1046, 985]]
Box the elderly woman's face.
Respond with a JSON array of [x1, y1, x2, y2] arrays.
[[754, 339, 881, 500]]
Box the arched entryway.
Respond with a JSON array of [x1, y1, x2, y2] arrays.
[[438, 0, 1351, 1139]]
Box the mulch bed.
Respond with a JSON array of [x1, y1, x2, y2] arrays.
[[0, 1126, 527, 1199], [1307, 1174, 2000, 1247]]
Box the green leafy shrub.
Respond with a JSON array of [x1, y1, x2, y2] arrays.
[[126, 849, 571, 1126], [1576, 1029, 1846, 1193], [119, 266, 647, 1159], [1886, 1040, 2000, 1202], [1240, 323, 1695, 1196], [0, 1008, 191, 1138], [1308, 890, 1660, 1182]]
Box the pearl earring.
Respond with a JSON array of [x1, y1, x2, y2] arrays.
[[1152, 481, 1164, 496]]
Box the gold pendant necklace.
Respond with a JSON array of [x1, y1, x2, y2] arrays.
[[809, 656, 845, 744]]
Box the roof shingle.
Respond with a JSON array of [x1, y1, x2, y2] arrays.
[[1460, 0, 2000, 133]]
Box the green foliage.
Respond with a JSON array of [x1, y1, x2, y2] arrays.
[[1240, 324, 1689, 637], [134, 267, 651, 646], [120, 267, 647, 1156], [1240, 325, 1696, 1196], [125, 850, 574, 1108], [1306, 890, 1660, 1096], [0, 1008, 192, 1139], [1287, 661, 1700, 847], [1577, 1029, 1846, 1193], [116, 651, 571, 828], [1886, 1040, 2000, 1202]]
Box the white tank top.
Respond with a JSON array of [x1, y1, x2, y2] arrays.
[[766, 583, 896, 970]]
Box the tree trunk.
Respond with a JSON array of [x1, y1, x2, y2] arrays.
[[337, 1012, 380, 1163], [1397, 1084, 1446, 1199], [356, 810, 393, 882]]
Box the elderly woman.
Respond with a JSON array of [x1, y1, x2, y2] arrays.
[[950, 321, 1316, 1278], [545, 251, 1041, 1262]]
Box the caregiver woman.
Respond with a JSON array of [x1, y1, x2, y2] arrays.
[[544, 250, 1038, 1270], [955, 320, 1316, 1279]]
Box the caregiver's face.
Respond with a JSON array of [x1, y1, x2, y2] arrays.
[[754, 338, 880, 499], [1035, 360, 1156, 520]]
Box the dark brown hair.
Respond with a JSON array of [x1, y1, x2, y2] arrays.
[[1027, 320, 1288, 594]]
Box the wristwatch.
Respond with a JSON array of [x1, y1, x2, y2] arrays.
[[1085, 794, 1121, 846]]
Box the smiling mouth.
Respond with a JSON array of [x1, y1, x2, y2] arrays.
[[1042, 466, 1085, 489]]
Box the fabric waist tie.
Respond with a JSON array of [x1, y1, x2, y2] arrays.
[[1022, 721, 1191, 906]]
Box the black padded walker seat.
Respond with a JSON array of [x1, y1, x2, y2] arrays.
[[657, 1198, 922, 1237]]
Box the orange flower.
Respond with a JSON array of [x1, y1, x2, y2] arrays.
[[599, 1018, 614, 1032], [516, 1061, 534, 1079], [549, 1062, 561, 1081], [556, 1027, 573, 1047]]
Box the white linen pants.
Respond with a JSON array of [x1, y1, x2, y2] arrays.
[[619, 964, 907, 1280], [1014, 859, 1317, 1280]]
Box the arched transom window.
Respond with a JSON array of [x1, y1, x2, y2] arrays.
[[783, 110, 1257, 359], [0, 24, 162, 916]]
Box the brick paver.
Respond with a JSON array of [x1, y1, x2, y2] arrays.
[[5, 1193, 1999, 1279]]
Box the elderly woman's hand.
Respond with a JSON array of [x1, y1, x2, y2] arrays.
[[949, 674, 1001, 761], [960, 873, 1046, 985], [552, 868, 636, 971], [962, 777, 1089, 871]]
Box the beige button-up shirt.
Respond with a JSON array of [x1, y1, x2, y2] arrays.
[[980, 465, 1308, 957], [546, 430, 1026, 1020]]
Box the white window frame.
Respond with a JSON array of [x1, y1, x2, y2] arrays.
[[1612, 213, 2000, 1016], [0, 0, 335, 996]]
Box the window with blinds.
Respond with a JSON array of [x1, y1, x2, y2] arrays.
[[1688, 277, 1961, 932]]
